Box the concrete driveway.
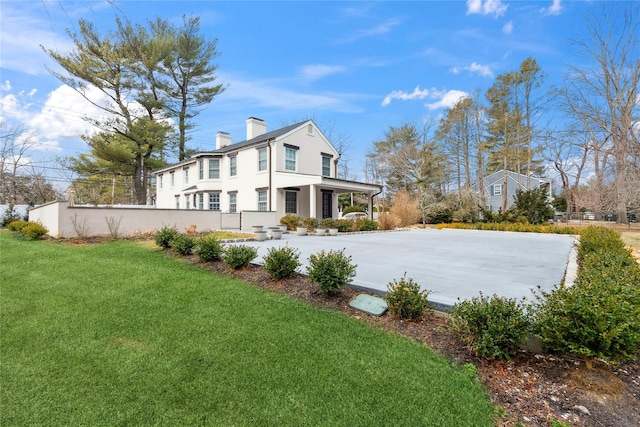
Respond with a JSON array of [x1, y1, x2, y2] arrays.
[[239, 228, 577, 309]]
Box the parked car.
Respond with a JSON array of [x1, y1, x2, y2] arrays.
[[342, 212, 368, 220]]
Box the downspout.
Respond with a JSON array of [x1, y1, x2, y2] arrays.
[[268, 139, 273, 211], [370, 188, 383, 220]]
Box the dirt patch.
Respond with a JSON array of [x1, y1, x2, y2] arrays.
[[194, 257, 639, 427]]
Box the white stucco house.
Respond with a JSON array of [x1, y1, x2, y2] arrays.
[[153, 117, 382, 220], [471, 169, 552, 212]]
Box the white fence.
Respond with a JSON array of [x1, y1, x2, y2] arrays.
[[27, 201, 282, 238]]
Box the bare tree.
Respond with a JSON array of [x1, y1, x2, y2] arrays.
[[0, 121, 38, 204], [564, 3, 640, 223]]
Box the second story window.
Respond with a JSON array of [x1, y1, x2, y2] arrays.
[[322, 156, 331, 177], [209, 158, 220, 179], [159, 174, 163, 189], [493, 184, 502, 196], [285, 147, 296, 171], [184, 167, 189, 184], [258, 148, 267, 171], [230, 156, 237, 177], [199, 160, 204, 180], [170, 171, 175, 187]]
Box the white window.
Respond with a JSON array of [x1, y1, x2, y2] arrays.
[[209, 158, 220, 179], [285, 191, 297, 214], [208, 193, 220, 211], [184, 167, 189, 184], [257, 190, 267, 211], [230, 156, 237, 176], [175, 195, 180, 209], [493, 184, 502, 196], [322, 156, 331, 177], [170, 171, 175, 187], [199, 160, 204, 180], [159, 174, 163, 189], [258, 148, 267, 172], [198, 193, 204, 210], [186, 197, 190, 210], [307, 124, 313, 134], [229, 193, 237, 213], [285, 147, 296, 171]]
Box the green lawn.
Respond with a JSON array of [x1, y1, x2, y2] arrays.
[[0, 231, 493, 426]]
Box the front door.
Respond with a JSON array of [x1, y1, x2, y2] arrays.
[[321, 191, 332, 218]]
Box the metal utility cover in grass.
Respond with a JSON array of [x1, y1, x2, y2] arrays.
[[349, 294, 388, 316]]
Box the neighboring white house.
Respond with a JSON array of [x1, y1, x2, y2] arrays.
[[471, 169, 552, 213], [153, 118, 382, 219]]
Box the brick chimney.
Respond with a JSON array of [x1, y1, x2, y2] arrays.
[[246, 117, 267, 140], [216, 131, 232, 149]]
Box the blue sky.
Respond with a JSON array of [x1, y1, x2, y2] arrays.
[[0, 0, 611, 185]]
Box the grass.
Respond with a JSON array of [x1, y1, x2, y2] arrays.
[[0, 230, 493, 426]]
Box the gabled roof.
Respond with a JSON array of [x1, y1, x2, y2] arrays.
[[154, 120, 311, 174], [471, 169, 551, 190]]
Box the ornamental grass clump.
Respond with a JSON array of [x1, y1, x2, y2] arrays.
[[195, 234, 224, 262], [386, 274, 431, 320], [223, 245, 258, 269], [307, 249, 357, 296], [263, 245, 301, 280], [451, 293, 530, 360]]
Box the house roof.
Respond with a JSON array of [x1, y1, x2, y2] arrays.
[[153, 120, 311, 174], [471, 169, 551, 190]]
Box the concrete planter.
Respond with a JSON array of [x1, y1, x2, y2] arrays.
[[328, 228, 339, 236], [296, 226, 307, 236], [254, 230, 267, 241], [278, 225, 288, 233], [271, 229, 283, 240], [252, 225, 264, 233], [315, 229, 327, 236], [266, 226, 280, 237]]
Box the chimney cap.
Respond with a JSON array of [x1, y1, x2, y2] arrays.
[[247, 116, 265, 122]]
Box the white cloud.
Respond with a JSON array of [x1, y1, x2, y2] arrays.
[[381, 86, 431, 107], [450, 62, 493, 78], [1, 81, 12, 91], [27, 85, 106, 142], [466, 0, 508, 18], [541, 0, 563, 16], [300, 64, 346, 82], [503, 21, 514, 35], [425, 90, 468, 110]]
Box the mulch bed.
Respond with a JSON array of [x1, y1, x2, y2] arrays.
[[196, 258, 639, 427]]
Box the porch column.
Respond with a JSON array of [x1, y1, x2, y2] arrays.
[[368, 191, 374, 219], [309, 184, 316, 218]]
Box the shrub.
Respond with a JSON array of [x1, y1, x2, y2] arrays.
[[1, 205, 24, 228], [195, 234, 224, 262], [333, 219, 353, 232], [510, 188, 555, 224], [7, 220, 28, 232], [20, 222, 49, 240], [319, 218, 336, 229], [386, 273, 431, 320], [280, 214, 301, 231], [263, 245, 301, 280], [390, 190, 421, 227], [355, 218, 379, 231], [302, 217, 319, 232], [378, 213, 401, 230], [171, 233, 195, 256], [451, 293, 531, 360], [534, 226, 640, 363], [307, 249, 357, 296], [224, 245, 258, 269], [155, 225, 179, 249]]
